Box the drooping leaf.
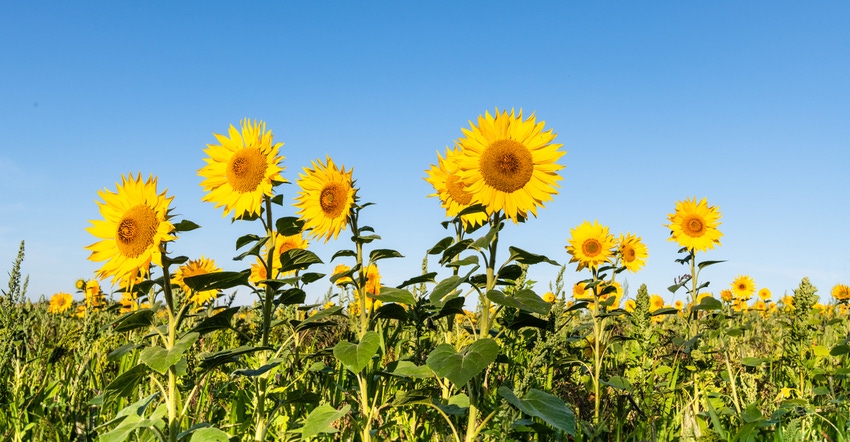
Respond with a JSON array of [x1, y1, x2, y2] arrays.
[[198, 345, 272, 371], [369, 248, 404, 263], [279, 249, 323, 274], [387, 360, 434, 379], [397, 272, 437, 288], [508, 247, 559, 266], [173, 219, 201, 232], [111, 309, 155, 333], [498, 386, 576, 435], [275, 216, 305, 236], [331, 249, 357, 261], [333, 331, 380, 373], [487, 289, 551, 315], [372, 286, 416, 305], [183, 271, 249, 292], [373, 303, 408, 321], [103, 364, 149, 404], [187, 426, 232, 442], [426, 339, 498, 386], [428, 236, 453, 255], [188, 306, 241, 336]]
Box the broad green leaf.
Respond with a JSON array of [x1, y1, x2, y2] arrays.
[[604, 376, 632, 392], [446, 255, 479, 268], [369, 248, 404, 263], [331, 249, 357, 261], [487, 289, 551, 315], [107, 343, 141, 361], [697, 260, 726, 269], [498, 386, 576, 435], [233, 361, 280, 377], [741, 357, 768, 367], [388, 360, 434, 379], [426, 339, 498, 386], [103, 364, 149, 404], [372, 286, 416, 305], [333, 331, 380, 373], [507, 247, 559, 266], [279, 248, 323, 274], [183, 271, 249, 292], [439, 239, 473, 265], [275, 216, 305, 236], [198, 345, 272, 371], [277, 287, 306, 305], [471, 223, 499, 250], [496, 264, 524, 281], [188, 426, 231, 442], [430, 267, 477, 306], [235, 234, 262, 251], [188, 306, 240, 336], [692, 296, 722, 311], [373, 303, 408, 321], [813, 345, 830, 357], [300, 404, 351, 439], [428, 236, 453, 255], [830, 345, 850, 356], [295, 306, 345, 330], [112, 309, 154, 333], [139, 332, 199, 375], [397, 272, 437, 288], [172, 219, 201, 232]]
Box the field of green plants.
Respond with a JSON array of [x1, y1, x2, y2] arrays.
[[2, 112, 849, 441]]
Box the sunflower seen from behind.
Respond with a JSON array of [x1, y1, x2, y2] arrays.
[[294, 156, 356, 242], [86, 173, 176, 287], [424, 146, 488, 228], [199, 119, 285, 219], [453, 108, 565, 222], [666, 197, 723, 252]]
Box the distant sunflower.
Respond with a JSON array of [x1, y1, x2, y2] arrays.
[[84, 279, 105, 308], [249, 232, 309, 284], [86, 173, 175, 287], [565, 220, 615, 271], [49, 292, 73, 314], [424, 146, 488, 228], [453, 108, 565, 222], [832, 284, 850, 302], [719, 289, 733, 302], [624, 299, 636, 313], [649, 294, 665, 311], [572, 282, 593, 300], [758, 287, 772, 301], [172, 256, 222, 307], [294, 156, 356, 242], [543, 292, 556, 303], [731, 275, 756, 301], [666, 197, 723, 252], [617, 233, 648, 273], [332, 264, 354, 286], [364, 263, 381, 295], [199, 119, 285, 219]]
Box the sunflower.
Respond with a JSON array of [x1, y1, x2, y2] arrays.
[[84, 279, 105, 308], [249, 232, 309, 285], [665, 197, 723, 252], [172, 256, 222, 307], [600, 281, 623, 309], [543, 292, 556, 303], [199, 119, 285, 219], [294, 156, 356, 242], [720, 289, 734, 302], [731, 275, 756, 301], [649, 294, 665, 312], [364, 263, 381, 295], [118, 291, 150, 313], [48, 292, 73, 314], [332, 264, 354, 286], [86, 173, 176, 287], [757, 287, 772, 301], [572, 282, 593, 301], [453, 108, 565, 222], [674, 300, 684, 312], [617, 233, 648, 273], [424, 146, 488, 228], [832, 284, 850, 302], [624, 299, 636, 313], [565, 220, 615, 271]]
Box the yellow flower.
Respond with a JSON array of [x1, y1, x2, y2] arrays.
[[48, 292, 73, 314], [624, 299, 636, 313], [74, 279, 85, 290], [294, 156, 356, 242], [172, 256, 222, 307], [424, 146, 488, 228], [249, 232, 309, 284], [832, 284, 850, 302], [323, 301, 335, 310], [84, 279, 105, 308], [617, 233, 648, 273], [565, 220, 615, 271], [720, 289, 734, 302], [731, 299, 747, 313], [757, 287, 772, 301], [86, 173, 176, 287], [365, 263, 381, 295], [674, 300, 684, 312], [572, 282, 593, 301], [649, 294, 665, 312], [780, 295, 794, 311], [665, 197, 722, 252], [119, 291, 150, 313], [198, 119, 285, 219], [332, 264, 354, 286], [751, 300, 767, 311], [600, 281, 623, 309], [75, 304, 87, 319], [543, 292, 556, 303], [453, 108, 565, 222], [731, 275, 756, 301]]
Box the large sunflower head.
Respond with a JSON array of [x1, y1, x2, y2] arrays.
[[199, 119, 285, 219], [453, 108, 565, 222], [172, 256, 222, 307], [48, 292, 73, 314], [665, 197, 723, 252], [424, 146, 488, 228], [731, 275, 756, 301], [617, 233, 648, 273], [294, 156, 356, 242], [565, 220, 616, 271], [86, 173, 176, 287]]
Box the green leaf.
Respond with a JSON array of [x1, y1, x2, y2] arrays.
[[111, 309, 154, 333], [741, 357, 769, 367], [107, 343, 141, 361], [372, 286, 416, 305], [430, 267, 478, 306], [496, 264, 524, 281], [830, 345, 850, 356], [173, 219, 201, 232], [277, 287, 307, 305], [471, 224, 499, 250], [183, 271, 249, 292], [369, 248, 404, 263], [236, 234, 262, 251], [426, 339, 498, 386], [331, 249, 357, 261], [813, 345, 830, 357], [103, 364, 149, 404], [188, 427, 232, 442], [428, 236, 454, 255], [299, 404, 350, 439], [388, 360, 434, 379], [333, 331, 380, 373], [233, 238, 267, 261], [198, 345, 272, 371], [498, 386, 576, 435], [487, 289, 551, 315], [373, 303, 408, 321], [275, 216, 305, 236], [692, 296, 723, 312], [446, 255, 479, 268], [604, 376, 633, 392], [233, 361, 280, 377], [439, 239, 473, 265], [507, 247, 559, 266], [139, 332, 199, 375], [279, 248, 323, 273], [188, 307, 241, 336], [433, 296, 467, 320], [397, 272, 437, 288], [295, 306, 345, 331], [697, 260, 726, 269]]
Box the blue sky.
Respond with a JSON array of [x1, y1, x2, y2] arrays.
[[1, 1, 848, 306]]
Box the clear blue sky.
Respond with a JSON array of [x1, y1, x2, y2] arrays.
[[2, 1, 848, 306]]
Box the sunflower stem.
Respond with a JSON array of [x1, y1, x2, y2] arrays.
[[254, 195, 276, 441]]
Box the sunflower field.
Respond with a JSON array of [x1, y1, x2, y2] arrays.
[[2, 110, 850, 442]]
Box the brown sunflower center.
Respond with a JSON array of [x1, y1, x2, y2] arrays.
[[737, 283, 747, 291], [479, 139, 534, 193], [320, 182, 348, 218], [446, 174, 473, 205], [116, 205, 159, 259], [622, 245, 636, 263], [682, 215, 706, 237], [227, 148, 268, 193], [582, 238, 602, 257]]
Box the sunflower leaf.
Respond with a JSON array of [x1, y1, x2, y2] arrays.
[[428, 236, 454, 255], [173, 220, 201, 232], [396, 272, 437, 288], [275, 216, 305, 236], [279, 249, 323, 273], [183, 271, 249, 292], [369, 249, 404, 263]]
